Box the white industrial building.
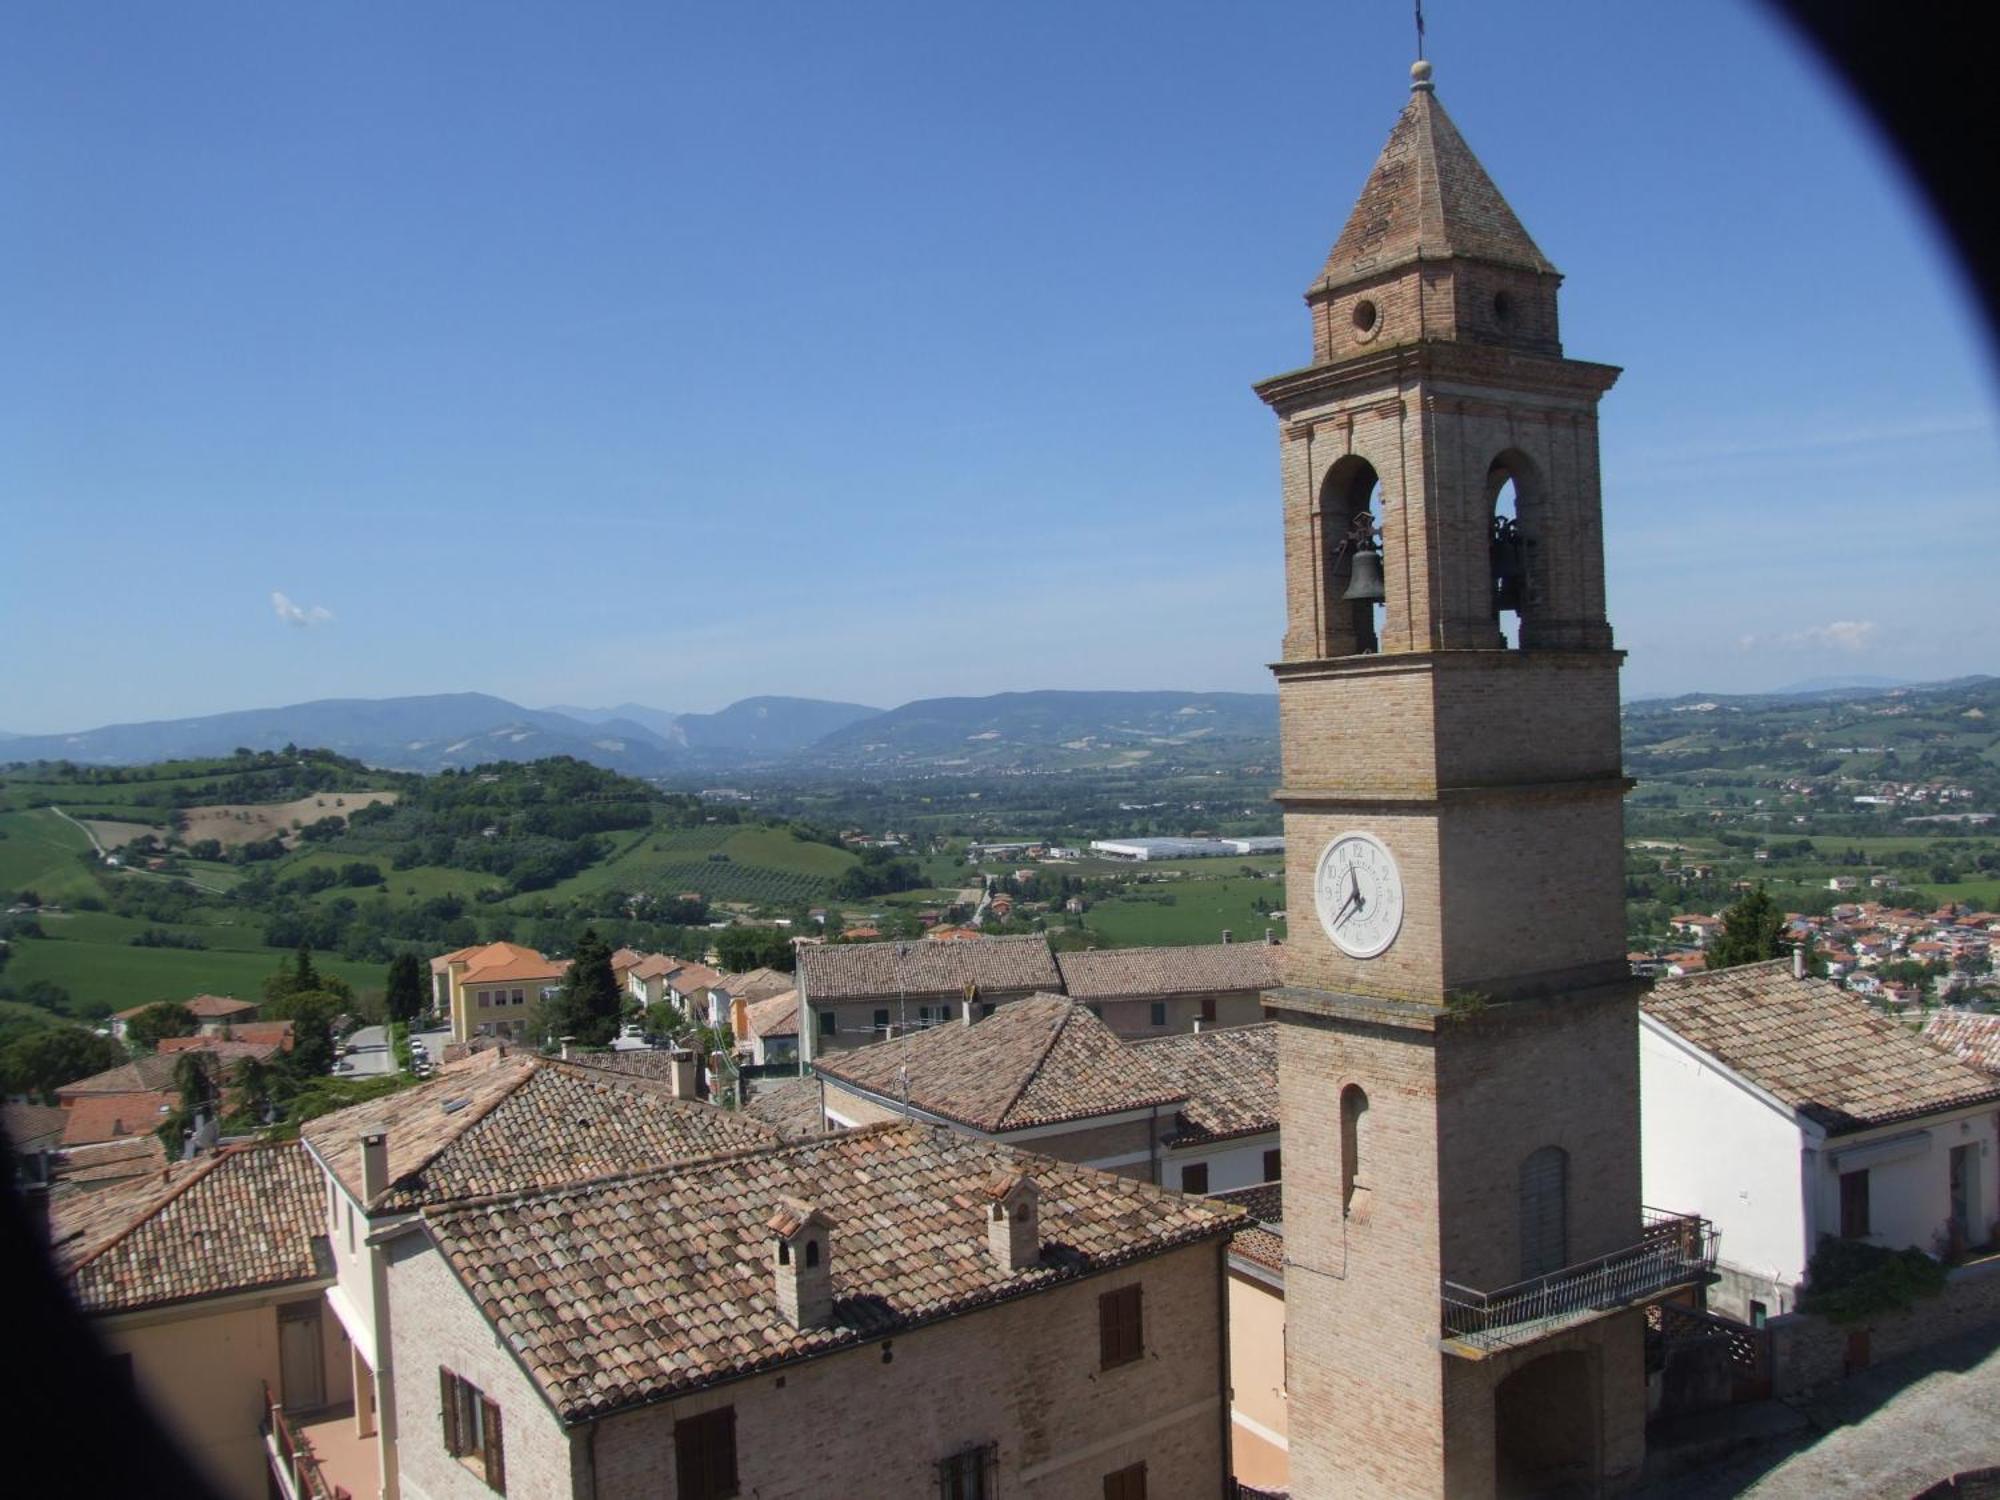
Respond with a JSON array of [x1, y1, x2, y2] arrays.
[[1089, 837, 1285, 861]]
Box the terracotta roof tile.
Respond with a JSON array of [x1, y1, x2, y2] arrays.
[[1211, 1182, 1284, 1274], [55, 1135, 170, 1187], [744, 991, 801, 1038], [718, 967, 795, 1002], [155, 1037, 281, 1064], [423, 1121, 1246, 1420], [798, 933, 1059, 1002], [815, 995, 1184, 1132], [57, 1053, 184, 1097], [1922, 1010, 2000, 1077], [3, 1100, 68, 1151], [302, 1054, 776, 1211], [1134, 1024, 1279, 1144], [60, 1092, 178, 1145], [183, 995, 256, 1019], [51, 1142, 327, 1313], [742, 1077, 831, 1142], [1643, 959, 2000, 1133], [227, 1020, 296, 1051], [1055, 942, 1279, 1001]]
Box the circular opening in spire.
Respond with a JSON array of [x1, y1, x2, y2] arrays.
[[1352, 300, 1378, 337]]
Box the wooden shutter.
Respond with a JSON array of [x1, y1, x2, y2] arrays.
[[1518, 1146, 1569, 1279], [1103, 1462, 1147, 1500], [481, 1396, 506, 1494], [440, 1368, 461, 1455], [1099, 1285, 1143, 1368]]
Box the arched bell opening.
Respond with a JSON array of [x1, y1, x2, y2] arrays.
[[1484, 450, 1543, 651], [1319, 456, 1385, 657]]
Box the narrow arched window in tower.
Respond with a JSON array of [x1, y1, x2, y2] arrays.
[[1319, 458, 1385, 656], [1485, 451, 1541, 651], [1340, 1084, 1370, 1215], [1519, 1145, 1569, 1279]]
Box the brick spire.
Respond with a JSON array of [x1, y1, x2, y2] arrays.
[[1314, 60, 1556, 295]]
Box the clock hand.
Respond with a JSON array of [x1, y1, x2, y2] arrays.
[[1329, 888, 1360, 927]]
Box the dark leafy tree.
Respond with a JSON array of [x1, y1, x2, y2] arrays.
[[0, 1027, 125, 1101], [1706, 886, 1788, 971], [714, 926, 794, 973], [384, 952, 426, 1024], [261, 989, 344, 1077], [125, 1002, 198, 1053], [544, 928, 622, 1046]]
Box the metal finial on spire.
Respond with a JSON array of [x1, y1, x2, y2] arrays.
[[1414, 0, 1426, 61]]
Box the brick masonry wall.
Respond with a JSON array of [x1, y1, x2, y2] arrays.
[[1770, 1257, 2000, 1396], [587, 1241, 1231, 1500]]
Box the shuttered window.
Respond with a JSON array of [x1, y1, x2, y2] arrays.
[[1098, 1285, 1144, 1370], [1180, 1163, 1209, 1195], [1519, 1146, 1569, 1280], [676, 1406, 739, 1500], [439, 1368, 506, 1494], [1103, 1461, 1148, 1500], [939, 1444, 995, 1499]]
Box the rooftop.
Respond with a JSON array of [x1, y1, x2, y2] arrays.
[[797, 932, 1060, 1001], [743, 990, 801, 1038], [51, 1141, 327, 1314], [1212, 1181, 1283, 1276], [1133, 1024, 1279, 1145], [60, 1092, 177, 1146], [1643, 959, 2000, 1133], [740, 1076, 830, 1142], [815, 994, 1184, 1133], [422, 1121, 1246, 1421], [1055, 941, 1280, 1000], [56, 1053, 185, 1097], [1922, 1010, 2000, 1077], [718, 966, 795, 1002], [302, 1053, 777, 1212]]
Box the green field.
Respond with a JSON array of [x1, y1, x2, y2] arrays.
[[5, 934, 381, 1015], [1911, 879, 2000, 909], [0, 808, 102, 903], [1082, 875, 1287, 947]]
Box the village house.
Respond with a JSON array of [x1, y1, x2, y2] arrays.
[[109, 993, 260, 1043], [1923, 1009, 2000, 1077], [298, 1049, 778, 1498], [1212, 1182, 1287, 1493], [1641, 956, 2000, 1322], [793, 933, 1062, 1062], [49, 1141, 341, 1500], [431, 941, 569, 1043], [735, 988, 801, 1067], [390, 1121, 1244, 1500], [1054, 938, 1280, 1037], [53, 1051, 192, 1150], [1131, 1024, 1281, 1195]]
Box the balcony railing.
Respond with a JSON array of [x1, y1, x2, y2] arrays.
[[1441, 1208, 1717, 1353], [262, 1381, 353, 1500]]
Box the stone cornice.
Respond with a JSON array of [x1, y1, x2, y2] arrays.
[[1253, 342, 1620, 416]]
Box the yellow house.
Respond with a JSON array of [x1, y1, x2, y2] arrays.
[[430, 941, 569, 1042]]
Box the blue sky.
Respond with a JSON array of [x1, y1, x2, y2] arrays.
[[3, 1, 1993, 733]]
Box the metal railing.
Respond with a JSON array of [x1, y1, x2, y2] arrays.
[[1441, 1209, 1717, 1352], [261, 1381, 352, 1500]]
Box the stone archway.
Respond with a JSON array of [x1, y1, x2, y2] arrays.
[[1494, 1348, 1599, 1498]]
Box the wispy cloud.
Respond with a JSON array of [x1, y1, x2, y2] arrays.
[[271, 591, 334, 628], [1737, 619, 1878, 653]]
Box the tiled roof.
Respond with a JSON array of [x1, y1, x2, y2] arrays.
[[744, 991, 800, 1038], [798, 933, 1059, 1001], [3, 1100, 68, 1151], [52, 1142, 328, 1314], [226, 1020, 296, 1050], [423, 1121, 1246, 1421], [1922, 1010, 2000, 1077], [1055, 941, 1279, 1000], [668, 962, 723, 993], [609, 948, 644, 971], [184, 995, 256, 1019], [303, 1054, 776, 1212], [559, 1049, 695, 1086], [57, 1053, 184, 1097], [630, 954, 681, 980], [815, 995, 1184, 1133], [1319, 77, 1556, 288], [155, 1037, 281, 1064], [741, 1077, 830, 1142], [432, 945, 483, 974], [61, 1093, 177, 1145], [1643, 960, 2000, 1133], [718, 967, 795, 1002], [1212, 1182, 1284, 1275], [54, 1135, 169, 1187], [1134, 1024, 1279, 1145]]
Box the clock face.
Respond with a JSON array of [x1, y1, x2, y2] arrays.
[[1314, 832, 1406, 959]]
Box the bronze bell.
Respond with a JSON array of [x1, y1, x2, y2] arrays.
[[1342, 547, 1387, 604], [1491, 517, 1526, 612]]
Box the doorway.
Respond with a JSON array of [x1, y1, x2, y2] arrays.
[[1494, 1350, 1598, 1498], [278, 1300, 325, 1412]]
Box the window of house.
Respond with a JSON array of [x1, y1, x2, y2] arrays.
[[477, 992, 490, 1007], [1103, 1461, 1148, 1500], [675, 1406, 738, 1500], [1840, 1169, 1871, 1239], [939, 1444, 995, 1500], [1199, 996, 1216, 1024], [1098, 1285, 1144, 1370], [818, 1011, 835, 1038], [1748, 1300, 1768, 1329], [346, 1201, 355, 1255], [1340, 1084, 1369, 1214], [980, 1002, 995, 1018], [439, 1368, 506, 1494], [1263, 1148, 1282, 1182], [1149, 1002, 1166, 1027], [512, 988, 524, 1005], [328, 1177, 339, 1229], [1519, 1145, 1570, 1280], [874, 1008, 890, 1032], [1180, 1162, 1209, 1195]]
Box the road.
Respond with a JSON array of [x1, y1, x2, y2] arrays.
[[336, 1023, 453, 1079]]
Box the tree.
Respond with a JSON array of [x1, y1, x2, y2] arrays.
[[263, 944, 353, 1007], [0, 1027, 125, 1100], [714, 926, 794, 974], [544, 928, 622, 1046], [262, 989, 344, 1077], [124, 1001, 198, 1053], [1706, 886, 1788, 971], [384, 952, 426, 1024]]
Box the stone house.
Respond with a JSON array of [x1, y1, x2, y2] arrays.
[[49, 1141, 346, 1500], [299, 1049, 778, 1497], [794, 933, 1062, 1063], [391, 1120, 1244, 1499], [1132, 1024, 1281, 1195], [1641, 957, 2000, 1321], [1054, 939, 1280, 1038], [1212, 1183, 1287, 1493], [431, 941, 571, 1043]]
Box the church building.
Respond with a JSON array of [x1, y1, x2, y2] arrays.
[[1257, 60, 1715, 1497]]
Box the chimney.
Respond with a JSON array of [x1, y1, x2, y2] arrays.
[[1192, 1018, 1204, 1033], [668, 1051, 698, 1100], [559, 1036, 574, 1061], [768, 1197, 834, 1328], [984, 1169, 1040, 1273], [1793, 945, 1806, 980], [1221, 930, 1232, 944], [961, 998, 976, 1027], [1265, 928, 1277, 946], [360, 1131, 389, 1203]]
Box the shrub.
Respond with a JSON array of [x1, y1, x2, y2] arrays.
[[1800, 1235, 1948, 1324]]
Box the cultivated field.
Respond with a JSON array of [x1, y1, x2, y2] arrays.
[[180, 791, 399, 848]]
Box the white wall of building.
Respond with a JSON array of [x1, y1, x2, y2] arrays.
[[1168, 1134, 1280, 1196]]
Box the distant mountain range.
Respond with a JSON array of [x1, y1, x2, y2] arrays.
[[0, 689, 1269, 776]]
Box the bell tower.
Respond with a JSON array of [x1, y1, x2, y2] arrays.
[[1258, 61, 1707, 1498]]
